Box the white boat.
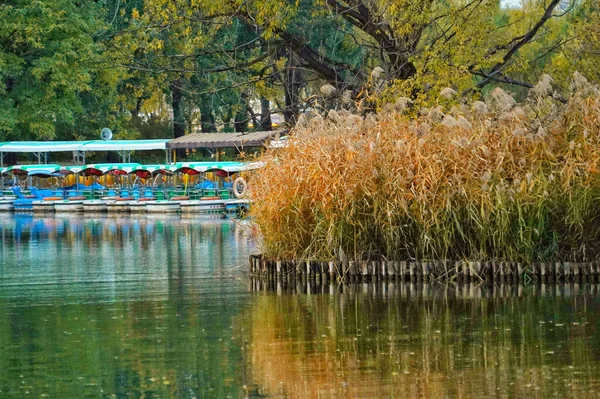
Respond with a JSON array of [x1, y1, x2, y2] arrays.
[[225, 199, 251, 213], [83, 200, 108, 212], [106, 201, 132, 213], [145, 200, 180, 213], [180, 213, 227, 220], [180, 199, 225, 214], [0, 200, 14, 212], [129, 202, 147, 213], [54, 201, 84, 212], [32, 201, 56, 213]]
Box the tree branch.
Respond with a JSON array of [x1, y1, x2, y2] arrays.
[[473, 71, 533, 88], [275, 29, 357, 91], [474, 0, 562, 90], [324, 0, 419, 79]]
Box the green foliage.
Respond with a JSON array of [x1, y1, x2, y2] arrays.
[[1, 0, 598, 140], [0, 0, 127, 140]]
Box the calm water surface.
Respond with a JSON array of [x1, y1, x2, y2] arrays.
[[1, 215, 600, 398]]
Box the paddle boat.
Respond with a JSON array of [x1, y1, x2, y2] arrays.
[[225, 199, 251, 214], [54, 200, 84, 212], [129, 201, 147, 213], [106, 199, 133, 213], [145, 200, 180, 213], [180, 199, 226, 214], [0, 198, 15, 211], [0, 160, 257, 215], [82, 200, 108, 212], [32, 200, 56, 213]]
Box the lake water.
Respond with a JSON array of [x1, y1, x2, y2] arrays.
[[1, 215, 600, 398]]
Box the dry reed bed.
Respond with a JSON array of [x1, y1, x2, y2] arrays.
[[250, 73, 600, 264]]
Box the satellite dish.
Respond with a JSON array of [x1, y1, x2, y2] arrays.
[[100, 128, 113, 141]]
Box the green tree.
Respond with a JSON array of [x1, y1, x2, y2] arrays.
[[129, 0, 587, 122], [0, 0, 126, 140]]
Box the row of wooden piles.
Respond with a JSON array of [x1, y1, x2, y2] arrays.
[[249, 255, 600, 283]]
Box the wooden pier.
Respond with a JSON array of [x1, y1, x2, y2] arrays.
[[248, 255, 600, 284]]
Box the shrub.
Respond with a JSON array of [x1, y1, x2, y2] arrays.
[[250, 74, 600, 263]]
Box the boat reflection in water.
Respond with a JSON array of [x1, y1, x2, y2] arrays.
[[0, 214, 255, 398], [0, 213, 252, 303], [3, 215, 600, 398]]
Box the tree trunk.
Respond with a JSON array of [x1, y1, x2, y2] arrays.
[[105, 152, 119, 163], [259, 97, 272, 131], [283, 52, 303, 126], [3, 153, 17, 166], [234, 91, 248, 133], [133, 97, 143, 121], [199, 95, 216, 132], [223, 109, 234, 132], [171, 79, 186, 158]]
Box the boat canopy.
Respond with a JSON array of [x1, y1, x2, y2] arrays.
[[204, 162, 248, 176], [0, 140, 169, 153], [59, 165, 84, 175], [28, 170, 61, 178], [81, 163, 142, 176], [130, 164, 172, 178], [241, 161, 265, 171], [169, 161, 245, 176], [169, 163, 204, 175], [1, 161, 262, 178], [0, 141, 90, 153], [80, 140, 170, 151], [7, 164, 61, 175]]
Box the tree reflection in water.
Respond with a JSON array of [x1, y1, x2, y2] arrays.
[[2, 214, 600, 398], [0, 214, 255, 398], [240, 279, 600, 398]]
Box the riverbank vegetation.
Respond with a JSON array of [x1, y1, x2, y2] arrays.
[[250, 74, 600, 263]]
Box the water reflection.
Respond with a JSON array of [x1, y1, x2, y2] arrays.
[[0, 214, 252, 302], [241, 280, 600, 398], [0, 215, 254, 397], [3, 215, 600, 398]]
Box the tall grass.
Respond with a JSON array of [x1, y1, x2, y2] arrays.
[[250, 74, 600, 263]]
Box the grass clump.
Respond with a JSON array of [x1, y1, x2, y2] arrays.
[[249, 74, 600, 263]]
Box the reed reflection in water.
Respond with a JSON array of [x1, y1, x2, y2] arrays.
[[242, 279, 600, 398], [2, 214, 600, 398]]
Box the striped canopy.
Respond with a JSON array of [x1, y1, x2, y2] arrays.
[[169, 162, 206, 175], [130, 164, 172, 179], [27, 170, 61, 178], [81, 163, 142, 176], [58, 165, 84, 175], [6, 164, 61, 175], [169, 161, 245, 176], [0, 161, 259, 177]]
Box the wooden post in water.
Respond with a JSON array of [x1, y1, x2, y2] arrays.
[[573, 262, 580, 283], [249, 255, 600, 285]]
